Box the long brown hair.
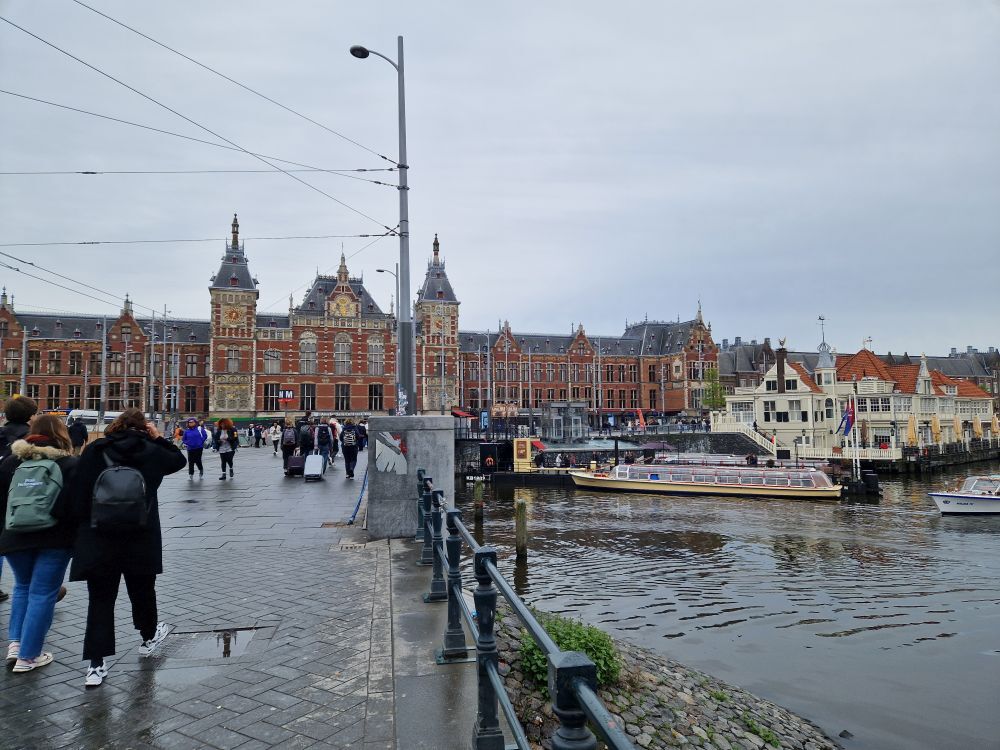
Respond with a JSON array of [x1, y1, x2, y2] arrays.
[[217, 417, 234, 431], [28, 414, 72, 451], [105, 407, 148, 434]]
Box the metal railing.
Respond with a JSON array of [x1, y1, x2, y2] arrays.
[[414, 469, 636, 750], [710, 415, 779, 454]]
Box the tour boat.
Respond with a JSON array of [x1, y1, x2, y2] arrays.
[[569, 464, 842, 501], [928, 476, 1000, 515]]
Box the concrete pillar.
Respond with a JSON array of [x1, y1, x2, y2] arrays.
[[367, 415, 455, 539]]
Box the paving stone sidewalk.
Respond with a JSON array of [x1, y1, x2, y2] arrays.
[[0, 443, 394, 750]]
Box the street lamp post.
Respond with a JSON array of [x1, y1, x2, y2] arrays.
[[376, 265, 401, 414], [351, 37, 414, 415]]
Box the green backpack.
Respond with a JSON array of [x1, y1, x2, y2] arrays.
[[4, 458, 63, 532]]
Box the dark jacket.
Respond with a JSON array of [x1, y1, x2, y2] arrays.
[[69, 428, 185, 580], [340, 425, 360, 450], [212, 427, 240, 452], [0, 421, 30, 459], [0, 439, 78, 554], [298, 424, 314, 453], [68, 420, 89, 448]]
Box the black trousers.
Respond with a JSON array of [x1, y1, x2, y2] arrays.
[[220, 452, 235, 473], [342, 445, 359, 476], [83, 573, 157, 660], [281, 445, 295, 469], [187, 448, 204, 475]]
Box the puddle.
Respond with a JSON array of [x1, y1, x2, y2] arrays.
[[160, 628, 257, 659]]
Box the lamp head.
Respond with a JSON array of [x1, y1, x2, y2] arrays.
[[350, 45, 370, 59]]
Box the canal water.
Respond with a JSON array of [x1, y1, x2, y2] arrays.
[[454, 463, 1000, 750]]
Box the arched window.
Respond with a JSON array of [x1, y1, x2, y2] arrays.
[[226, 347, 240, 373], [264, 348, 281, 374], [367, 335, 384, 376], [299, 334, 317, 374], [335, 334, 352, 375]]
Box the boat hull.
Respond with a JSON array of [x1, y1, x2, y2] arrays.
[[928, 492, 1000, 515], [569, 471, 842, 501]]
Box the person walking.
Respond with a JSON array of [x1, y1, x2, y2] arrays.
[[298, 419, 315, 458], [268, 422, 281, 455], [69, 407, 185, 687], [313, 418, 334, 475], [213, 418, 239, 480], [279, 418, 297, 474], [68, 417, 89, 456], [327, 417, 340, 468], [181, 418, 207, 479], [0, 415, 77, 673], [340, 418, 360, 479], [357, 418, 369, 451], [0, 395, 38, 604], [253, 423, 263, 449]]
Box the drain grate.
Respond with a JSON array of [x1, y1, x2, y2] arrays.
[[159, 628, 257, 660]]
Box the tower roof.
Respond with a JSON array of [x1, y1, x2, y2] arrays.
[[417, 234, 458, 303], [210, 213, 258, 292]]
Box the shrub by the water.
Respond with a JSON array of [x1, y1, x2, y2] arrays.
[[519, 610, 621, 693]]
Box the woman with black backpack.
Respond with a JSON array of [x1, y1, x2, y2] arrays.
[[0, 414, 77, 673], [70, 408, 185, 687]]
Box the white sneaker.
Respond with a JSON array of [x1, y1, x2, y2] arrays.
[[85, 663, 108, 687], [12, 652, 53, 673], [138, 622, 170, 657], [6, 641, 19, 664]]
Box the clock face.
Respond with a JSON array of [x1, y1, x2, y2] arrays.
[[223, 306, 242, 325]]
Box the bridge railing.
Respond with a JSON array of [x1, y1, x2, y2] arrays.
[[414, 469, 636, 750]]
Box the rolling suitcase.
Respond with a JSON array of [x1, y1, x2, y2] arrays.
[[286, 455, 306, 477], [304, 450, 325, 481]]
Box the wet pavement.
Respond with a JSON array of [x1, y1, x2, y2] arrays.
[[0, 445, 403, 749]]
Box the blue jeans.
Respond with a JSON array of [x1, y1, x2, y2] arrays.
[[5, 548, 71, 660], [318, 445, 330, 472]]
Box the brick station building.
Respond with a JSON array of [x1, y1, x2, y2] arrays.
[[0, 215, 718, 422]]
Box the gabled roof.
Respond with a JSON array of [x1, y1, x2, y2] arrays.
[[787, 362, 822, 393], [886, 364, 920, 395], [293, 275, 387, 317], [622, 319, 699, 356], [209, 215, 258, 292], [930, 371, 991, 399], [836, 349, 895, 383]]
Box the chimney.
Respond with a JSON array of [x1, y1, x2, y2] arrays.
[[751, 339, 757, 346], [967, 345, 974, 354], [734, 336, 742, 346], [764, 337, 770, 347], [722, 338, 729, 350], [951, 348, 957, 356], [776, 346, 787, 393]]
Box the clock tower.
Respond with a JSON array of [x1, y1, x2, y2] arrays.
[[209, 214, 259, 415], [415, 235, 460, 413]]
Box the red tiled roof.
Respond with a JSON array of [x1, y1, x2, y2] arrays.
[[787, 362, 822, 393], [836, 349, 894, 383], [887, 364, 919, 394], [930, 371, 991, 399]]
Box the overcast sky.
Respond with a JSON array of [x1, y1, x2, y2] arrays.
[[2, 1, 998, 355]]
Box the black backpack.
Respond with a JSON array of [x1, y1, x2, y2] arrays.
[[317, 425, 331, 446], [342, 428, 357, 447], [91, 452, 150, 532]]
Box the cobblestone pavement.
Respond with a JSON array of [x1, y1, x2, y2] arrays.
[[0, 444, 394, 750]]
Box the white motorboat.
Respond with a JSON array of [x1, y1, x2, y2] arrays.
[[928, 475, 1000, 515]]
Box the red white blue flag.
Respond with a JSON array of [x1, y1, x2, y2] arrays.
[[837, 401, 855, 435]]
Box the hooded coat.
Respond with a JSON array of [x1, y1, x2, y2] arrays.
[[0, 420, 30, 459], [0, 439, 78, 555], [69, 428, 185, 580]]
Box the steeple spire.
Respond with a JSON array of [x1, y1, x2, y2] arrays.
[[231, 213, 240, 251], [337, 253, 349, 283], [432, 233, 440, 265]]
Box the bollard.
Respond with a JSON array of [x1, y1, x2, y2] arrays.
[[515, 498, 528, 560], [437, 509, 471, 663], [418, 487, 434, 566], [548, 652, 599, 750], [471, 547, 504, 750], [473, 479, 485, 525], [423, 490, 448, 602]]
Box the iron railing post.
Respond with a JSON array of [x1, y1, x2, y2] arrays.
[[424, 490, 448, 602], [472, 547, 504, 750], [419, 485, 434, 566], [438, 508, 469, 661], [415, 469, 427, 541], [548, 652, 599, 750]]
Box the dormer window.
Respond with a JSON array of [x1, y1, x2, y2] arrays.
[[229, 274, 239, 287], [436, 272, 442, 279], [368, 303, 374, 311], [31, 326, 40, 337], [230, 256, 238, 263], [269, 319, 277, 328], [437, 291, 444, 299], [73, 328, 82, 339], [189, 332, 197, 341], [55, 320, 62, 330]]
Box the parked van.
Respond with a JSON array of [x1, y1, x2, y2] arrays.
[[66, 410, 123, 433]]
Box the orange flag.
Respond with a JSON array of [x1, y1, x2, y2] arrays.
[[636, 408, 646, 428]]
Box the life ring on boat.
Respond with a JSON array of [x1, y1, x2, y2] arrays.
[[484, 456, 496, 468]]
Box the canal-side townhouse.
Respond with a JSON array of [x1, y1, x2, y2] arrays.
[[719, 342, 996, 454]]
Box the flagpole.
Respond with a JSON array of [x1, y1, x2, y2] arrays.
[[851, 385, 861, 481]]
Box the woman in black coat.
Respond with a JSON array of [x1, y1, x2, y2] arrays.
[[70, 408, 185, 687], [211, 417, 240, 480]]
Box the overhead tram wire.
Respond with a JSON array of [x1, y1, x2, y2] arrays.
[[0, 231, 395, 249], [1, 168, 397, 186], [0, 90, 396, 186], [71, 0, 398, 168], [0, 259, 153, 314], [0, 18, 397, 233]]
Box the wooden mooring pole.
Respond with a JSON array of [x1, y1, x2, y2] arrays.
[[515, 498, 528, 559]]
